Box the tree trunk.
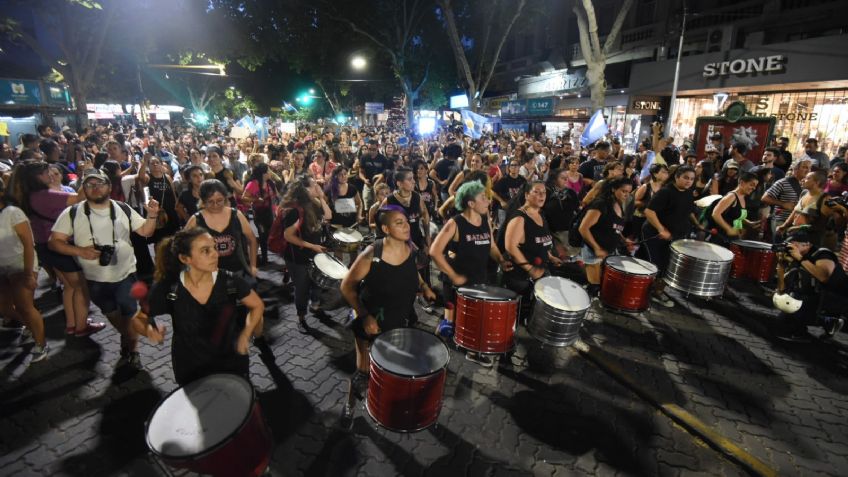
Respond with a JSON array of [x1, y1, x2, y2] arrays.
[[585, 60, 606, 113]]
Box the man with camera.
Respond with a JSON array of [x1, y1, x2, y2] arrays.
[[48, 169, 160, 369], [773, 227, 846, 341]]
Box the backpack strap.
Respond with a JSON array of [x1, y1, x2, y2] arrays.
[[372, 238, 384, 262]]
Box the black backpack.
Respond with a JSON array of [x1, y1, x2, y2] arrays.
[[568, 207, 587, 248]]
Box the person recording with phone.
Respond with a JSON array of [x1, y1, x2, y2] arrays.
[[49, 169, 160, 370]]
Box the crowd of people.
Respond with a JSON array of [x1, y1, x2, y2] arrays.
[[1, 119, 847, 398]]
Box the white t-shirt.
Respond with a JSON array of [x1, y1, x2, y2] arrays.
[[52, 200, 147, 283], [0, 205, 37, 274]]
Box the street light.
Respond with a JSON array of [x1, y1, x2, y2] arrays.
[[351, 56, 367, 70]]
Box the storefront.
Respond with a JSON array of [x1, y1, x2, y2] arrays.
[[630, 34, 848, 158]]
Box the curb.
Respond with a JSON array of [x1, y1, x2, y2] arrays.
[[573, 340, 778, 477]]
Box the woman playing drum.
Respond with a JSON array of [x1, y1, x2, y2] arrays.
[[709, 171, 760, 247], [142, 227, 264, 386], [340, 206, 436, 423], [578, 178, 634, 297], [640, 165, 699, 308], [429, 180, 512, 366], [503, 181, 564, 323]]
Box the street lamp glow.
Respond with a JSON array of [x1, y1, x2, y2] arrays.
[[308, 88, 316, 94], [351, 56, 367, 70]]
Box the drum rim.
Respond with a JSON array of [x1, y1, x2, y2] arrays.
[[456, 284, 519, 301], [332, 227, 364, 242], [145, 374, 257, 460], [604, 255, 658, 275], [312, 253, 348, 278], [730, 239, 772, 250], [369, 327, 450, 377], [365, 393, 443, 433], [532, 276, 591, 312], [671, 239, 734, 262]]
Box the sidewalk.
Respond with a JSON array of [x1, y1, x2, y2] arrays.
[[1, 260, 842, 476]]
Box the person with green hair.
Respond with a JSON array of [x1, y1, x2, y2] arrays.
[[429, 180, 512, 367]]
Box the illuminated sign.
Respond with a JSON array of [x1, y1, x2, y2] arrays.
[[703, 55, 785, 78]]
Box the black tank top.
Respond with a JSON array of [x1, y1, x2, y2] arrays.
[[195, 209, 248, 274], [386, 191, 424, 246], [360, 239, 419, 331], [513, 209, 553, 271], [415, 178, 436, 215], [447, 214, 491, 285]]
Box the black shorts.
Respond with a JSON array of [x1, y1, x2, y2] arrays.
[[440, 274, 458, 307], [36, 242, 81, 273], [348, 310, 417, 341]]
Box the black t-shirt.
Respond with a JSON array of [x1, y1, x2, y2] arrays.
[[434, 158, 457, 182], [283, 206, 322, 264], [361, 153, 388, 181], [578, 159, 606, 182], [148, 271, 251, 384], [493, 175, 527, 207], [543, 186, 578, 232], [586, 200, 624, 253], [644, 186, 696, 239], [178, 190, 200, 218]]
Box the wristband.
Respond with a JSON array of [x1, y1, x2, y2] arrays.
[[148, 215, 158, 219]]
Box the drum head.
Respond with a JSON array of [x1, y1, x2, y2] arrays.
[[370, 328, 449, 377], [457, 284, 518, 301], [731, 240, 771, 250], [671, 239, 734, 262], [605, 256, 658, 275], [314, 253, 348, 280], [147, 374, 253, 458], [533, 277, 590, 312], [333, 228, 363, 243]]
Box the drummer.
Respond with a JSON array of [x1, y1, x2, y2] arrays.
[[709, 171, 760, 247], [324, 166, 364, 263], [280, 176, 332, 332], [578, 178, 634, 298], [339, 206, 436, 423], [503, 181, 564, 323], [640, 165, 699, 308], [141, 227, 265, 386], [429, 180, 512, 366], [380, 167, 432, 286]]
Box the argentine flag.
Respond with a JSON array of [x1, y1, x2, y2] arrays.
[[461, 109, 488, 139], [255, 117, 269, 142], [235, 115, 256, 133], [580, 109, 609, 147], [639, 151, 657, 182]]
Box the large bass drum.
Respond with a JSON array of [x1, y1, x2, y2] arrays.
[[664, 240, 733, 297], [528, 277, 590, 347]]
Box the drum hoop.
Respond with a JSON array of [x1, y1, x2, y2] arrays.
[[145, 374, 257, 461], [605, 256, 658, 275], [457, 292, 520, 303], [314, 253, 347, 274], [333, 228, 363, 243], [368, 328, 450, 376]]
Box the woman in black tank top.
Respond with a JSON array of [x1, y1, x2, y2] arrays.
[[382, 168, 432, 285], [340, 207, 436, 422], [503, 181, 564, 323], [429, 180, 511, 364]]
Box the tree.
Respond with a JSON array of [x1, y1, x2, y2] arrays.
[[1, 0, 118, 126], [325, 0, 436, 127], [572, 0, 634, 112], [437, 0, 526, 112]]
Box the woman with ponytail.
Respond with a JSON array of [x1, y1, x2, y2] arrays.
[[142, 227, 265, 385]]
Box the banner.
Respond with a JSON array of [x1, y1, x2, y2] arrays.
[[234, 115, 256, 133], [229, 126, 250, 139], [580, 109, 609, 147], [365, 102, 385, 114], [279, 122, 296, 134]]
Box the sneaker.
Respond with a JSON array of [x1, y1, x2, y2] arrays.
[[74, 322, 107, 338], [19, 328, 33, 344], [465, 352, 495, 368], [296, 318, 310, 334], [31, 343, 49, 363], [417, 296, 434, 314], [309, 303, 322, 314], [651, 292, 674, 308], [127, 352, 143, 371], [436, 319, 454, 338], [824, 317, 845, 338]]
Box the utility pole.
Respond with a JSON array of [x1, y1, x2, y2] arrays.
[[665, 3, 688, 138]]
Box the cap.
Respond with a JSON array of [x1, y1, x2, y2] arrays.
[[704, 144, 718, 153], [784, 226, 812, 244], [724, 159, 739, 170], [82, 168, 110, 184]]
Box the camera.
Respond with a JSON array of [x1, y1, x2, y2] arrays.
[[95, 244, 116, 266], [772, 242, 789, 253], [825, 192, 848, 208]]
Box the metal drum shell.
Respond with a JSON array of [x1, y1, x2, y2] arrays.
[[331, 229, 363, 253], [664, 240, 733, 297], [454, 285, 519, 354], [528, 277, 590, 347]]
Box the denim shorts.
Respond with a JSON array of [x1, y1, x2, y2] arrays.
[[88, 275, 138, 319], [580, 245, 602, 265]]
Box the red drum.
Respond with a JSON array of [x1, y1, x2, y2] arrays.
[[601, 256, 658, 312], [367, 328, 450, 432], [455, 285, 519, 354], [146, 374, 272, 477], [730, 240, 775, 283]]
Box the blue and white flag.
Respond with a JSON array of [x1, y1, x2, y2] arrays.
[[235, 115, 256, 133], [461, 109, 488, 139], [580, 109, 609, 147], [255, 117, 269, 142], [639, 150, 657, 182]]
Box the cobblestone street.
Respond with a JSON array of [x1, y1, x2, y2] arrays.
[[1, 260, 846, 476]]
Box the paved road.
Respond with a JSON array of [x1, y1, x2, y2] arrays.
[[1, 259, 844, 476]]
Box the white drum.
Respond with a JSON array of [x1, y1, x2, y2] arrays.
[[528, 277, 591, 347], [331, 228, 364, 253], [308, 253, 349, 289]]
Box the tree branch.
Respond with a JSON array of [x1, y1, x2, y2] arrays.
[[578, 0, 601, 59], [438, 0, 475, 91], [479, 0, 525, 96], [81, 2, 118, 88], [603, 0, 634, 55], [573, 5, 595, 62]]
